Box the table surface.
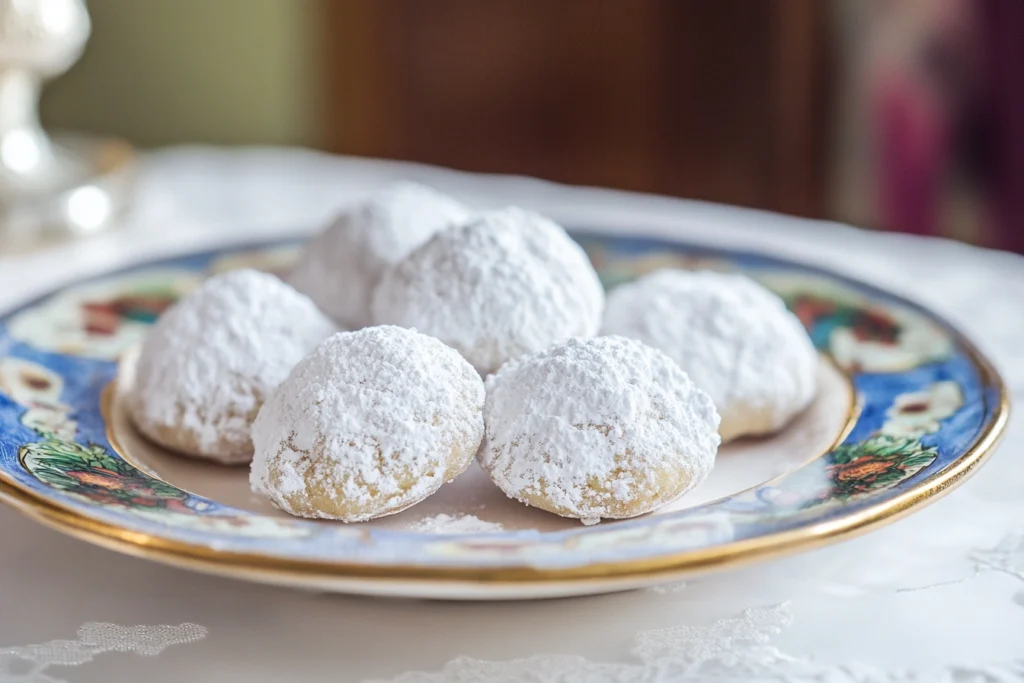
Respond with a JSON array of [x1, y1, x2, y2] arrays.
[[1, 147, 1023, 683]]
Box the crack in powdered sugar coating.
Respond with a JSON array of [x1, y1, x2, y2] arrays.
[[371, 206, 605, 375], [289, 182, 469, 329], [480, 336, 720, 524], [602, 270, 818, 442], [250, 326, 485, 522], [130, 269, 337, 463]]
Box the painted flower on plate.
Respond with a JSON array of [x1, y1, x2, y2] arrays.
[[758, 272, 953, 373], [6, 270, 200, 360], [880, 381, 964, 438], [0, 357, 64, 407]]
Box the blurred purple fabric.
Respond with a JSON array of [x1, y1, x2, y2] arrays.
[[871, 0, 1023, 251], [978, 0, 1024, 253]]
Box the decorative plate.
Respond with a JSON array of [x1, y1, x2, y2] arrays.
[[0, 231, 1007, 599]]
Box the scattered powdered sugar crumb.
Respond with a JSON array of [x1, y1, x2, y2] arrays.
[[372, 206, 605, 374], [412, 514, 504, 534], [602, 270, 818, 442], [647, 581, 689, 594]]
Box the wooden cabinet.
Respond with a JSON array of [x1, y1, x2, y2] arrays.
[[322, 0, 829, 218]]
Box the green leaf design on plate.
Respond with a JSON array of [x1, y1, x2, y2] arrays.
[[20, 438, 191, 511], [821, 435, 939, 503]]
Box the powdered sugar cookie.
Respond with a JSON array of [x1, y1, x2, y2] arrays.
[[130, 269, 336, 463], [372, 207, 604, 374], [602, 270, 818, 442], [480, 336, 720, 524], [289, 182, 469, 328], [250, 326, 485, 522]]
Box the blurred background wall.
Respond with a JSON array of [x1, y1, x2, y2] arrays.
[[40, 0, 1024, 250], [42, 0, 322, 147]]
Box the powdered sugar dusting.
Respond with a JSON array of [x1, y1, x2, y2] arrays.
[[130, 269, 336, 462], [481, 336, 720, 523], [647, 581, 689, 594], [412, 513, 504, 534], [250, 326, 485, 521], [289, 182, 469, 328], [602, 270, 818, 442], [371, 206, 604, 374]]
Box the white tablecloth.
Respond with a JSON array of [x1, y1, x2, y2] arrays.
[[1, 147, 1023, 682]]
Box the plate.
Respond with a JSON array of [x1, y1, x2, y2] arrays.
[[0, 231, 1007, 599]]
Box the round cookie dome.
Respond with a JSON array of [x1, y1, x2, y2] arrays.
[[372, 206, 604, 375], [480, 336, 720, 524], [289, 182, 469, 329], [602, 269, 818, 442], [130, 269, 337, 463], [250, 326, 485, 522]]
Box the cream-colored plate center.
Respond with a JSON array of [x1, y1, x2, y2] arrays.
[[109, 349, 855, 533]]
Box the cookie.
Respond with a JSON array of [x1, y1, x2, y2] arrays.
[[480, 336, 720, 524], [289, 182, 469, 328], [250, 326, 485, 521], [130, 269, 336, 463], [372, 207, 604, 374], [602, 270, 818, 441]]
